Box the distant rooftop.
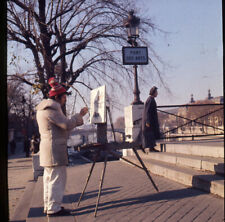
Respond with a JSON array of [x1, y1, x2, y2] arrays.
[[190, 89, 223, 104]]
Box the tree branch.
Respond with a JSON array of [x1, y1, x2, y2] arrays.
[[12, 74, 33, 86], [10, 0, 40, 22], [74, 81, 93, 90]]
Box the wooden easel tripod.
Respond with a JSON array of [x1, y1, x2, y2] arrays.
[[76, 106, 159, 217]]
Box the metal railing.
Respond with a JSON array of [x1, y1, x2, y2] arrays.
[[157, 103, 224, 141]]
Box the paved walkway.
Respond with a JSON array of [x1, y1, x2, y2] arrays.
[[27, 160, 224, 222], [8, 152, 33, 220]]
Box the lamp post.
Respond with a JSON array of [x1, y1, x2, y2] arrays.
[[124, 10, 143, 105], [22, 96, 26, 124], [21, 96, 27, 137]]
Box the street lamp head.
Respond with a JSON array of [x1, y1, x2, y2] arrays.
[[124, 10, 140, 38]]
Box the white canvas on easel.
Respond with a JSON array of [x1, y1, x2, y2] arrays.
[[90, 85, 106, 124]]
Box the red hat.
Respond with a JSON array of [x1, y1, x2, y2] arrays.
[[48, 77, 66, 97]]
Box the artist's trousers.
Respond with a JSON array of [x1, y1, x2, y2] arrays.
[[43, 166, 67, 214]]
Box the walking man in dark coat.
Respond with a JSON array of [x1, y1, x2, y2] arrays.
[[142, 86, 161, 152]]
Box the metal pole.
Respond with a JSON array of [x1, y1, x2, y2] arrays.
[[106, 106, 116, 142], [77, 159, 96, 207], [131, 39, 143, 105], [132, 64, 143, 105], [107, 148, 159, 192], [94, 153, 108, 217], [132, 148, 159, 192]]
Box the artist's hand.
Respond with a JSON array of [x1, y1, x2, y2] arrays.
[[80, 107, 88, 117], [146, 123, 150, 127]]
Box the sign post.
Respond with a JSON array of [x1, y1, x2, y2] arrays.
[[122, 47, 148, 65]]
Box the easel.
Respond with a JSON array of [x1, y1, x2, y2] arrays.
[[76, 106, 159, 217]]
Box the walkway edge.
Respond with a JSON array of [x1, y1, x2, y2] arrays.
[[10, 179, 36, 222]]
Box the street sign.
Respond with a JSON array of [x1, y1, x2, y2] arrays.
[[122, 47, 148, 65]]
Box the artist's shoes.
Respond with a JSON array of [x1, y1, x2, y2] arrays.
[[149, 148, 159, 152], [47, 207, 71, 217]]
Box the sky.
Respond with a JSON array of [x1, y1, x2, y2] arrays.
[[135, 0, 223, 107], [7, 0, 223, 122]]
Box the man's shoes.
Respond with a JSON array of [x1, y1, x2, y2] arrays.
[[47, 207, 71, 217], [149, 148, 159, 152]]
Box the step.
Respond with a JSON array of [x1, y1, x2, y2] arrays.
[[10, 180, 36, 222], [156, 142, 224, 158], [138, 151, 224, 175], [26, 176, 75, 222], [121, 153, 224, 198]]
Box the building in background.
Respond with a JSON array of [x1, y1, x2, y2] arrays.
[[158, 90, 224, 137]]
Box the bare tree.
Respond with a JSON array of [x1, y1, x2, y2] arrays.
[[7, 79, 25, 115], [8, 78, 38, 136], [7, 0, 166, 104]]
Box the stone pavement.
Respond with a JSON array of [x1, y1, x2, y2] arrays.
[[8, 153, 33, 220], [26, 160, 224, 222]]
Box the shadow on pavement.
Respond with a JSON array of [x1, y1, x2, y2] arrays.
[[27, 207, 45, 218], [27, 187, 121, 218], [72, 187, 205, 216], [8, 186, 26, 191], [63, 186, 121, 203]]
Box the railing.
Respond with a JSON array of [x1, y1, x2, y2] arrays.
[[157, 103, 224, 141], [132, 103, 224, 142], [71, 103, 224, 144]]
